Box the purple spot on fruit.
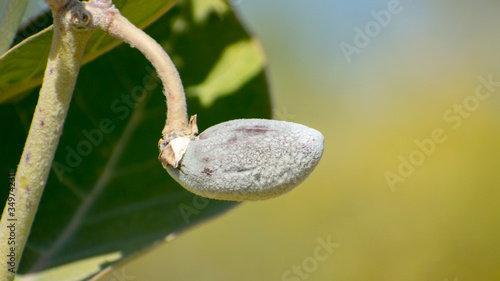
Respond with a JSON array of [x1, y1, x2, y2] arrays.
[[40, 120, 45, 127], [236, 128, 269, 135], [226, 136, 237, 144], [202, 168, 213, 176]]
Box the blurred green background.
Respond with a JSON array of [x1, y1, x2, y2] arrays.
[[8, 0, 500, 280]]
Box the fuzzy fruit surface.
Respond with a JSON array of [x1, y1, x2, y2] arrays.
[[166, 119, 324, 201]]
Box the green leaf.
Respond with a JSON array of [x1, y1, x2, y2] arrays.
[[0, 0, 271, 280], [0, 0, 178, 103], [187, 39, 267, 107]]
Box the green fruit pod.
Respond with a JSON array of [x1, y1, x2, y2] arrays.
[[163, 119, 324, 201]]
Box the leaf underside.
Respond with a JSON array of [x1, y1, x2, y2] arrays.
[[0, 0, 271, 280]]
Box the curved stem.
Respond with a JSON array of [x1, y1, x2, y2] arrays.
[[90, 5, 191, 139], [87, 0, 196, 168], [0, 0, 94, 279], [0, 0, 30, 54]]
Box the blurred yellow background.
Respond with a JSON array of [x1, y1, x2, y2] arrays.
[[14, 0, 500, 280], [114, 1, 500, 280]]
